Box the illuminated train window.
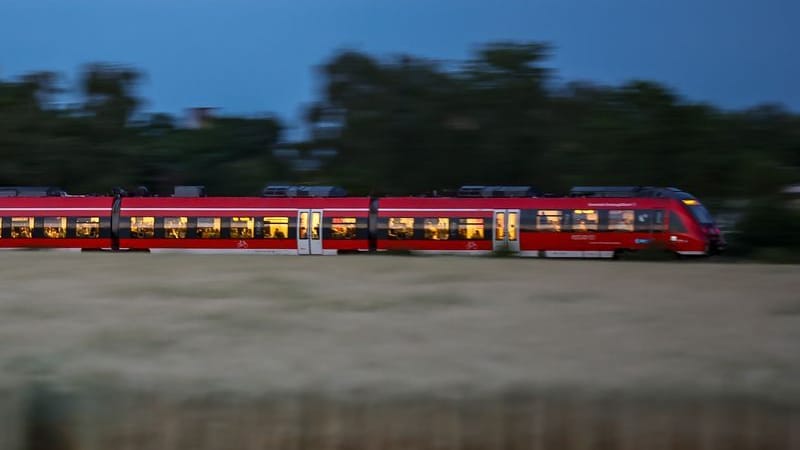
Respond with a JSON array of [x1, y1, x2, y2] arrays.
[[458, 218, 484, 240], [388, 217, 414, 239], [130, 217, 155, 238], [572, 209, 598, 232], [11, 217, 34, 238], [43, 217, 67, 238], [164, 217, 188, 239], [331, 217, 357, 239], [197, 217, 221, 238], [263, 217, 289, 239], [424, 218, 449, 240], [76, 217, 100, 238], [230, 217, 254, 239], [537, 210, 563, 232], [608, 210, 634, 232]]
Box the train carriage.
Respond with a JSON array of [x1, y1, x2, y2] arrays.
[[375, 197, 521, 256], [376, 191, 722, 257], [0, 194, 114, 250], [118, 196, 372, 255]]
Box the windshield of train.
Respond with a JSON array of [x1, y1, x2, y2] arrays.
[[685, 202, 715, 225], [674, 191, 715, 225]]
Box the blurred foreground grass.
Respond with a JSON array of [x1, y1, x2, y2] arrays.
[[2, 253, 799, 449]]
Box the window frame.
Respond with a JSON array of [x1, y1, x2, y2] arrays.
[[76, 217, 101, 238], [423, 217, 450, 240], [331, 217, 358, 240], [230, 216, 254, 239], [10, 217, 34, 239], [43, 216, 67, 239], [607, 210, 635, 232], [196, 217, 222, 239], [130, 216, 155, 239], [387, 217, 415, 240], [164, 216, 188, 239], [536, 210, 563, 232], [570, 209, 598, 232], [263, 216, 289, 239], [457, 218, 485, 240]]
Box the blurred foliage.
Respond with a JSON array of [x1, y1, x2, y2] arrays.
[[1, 43, 799, 200], [726, 198, 800, 261], [0, 64, 288, 195], [306, 44, 799, 197]]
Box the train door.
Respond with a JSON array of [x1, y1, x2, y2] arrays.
[[297, 210, 323, 255], [493, 209, 520, 253]]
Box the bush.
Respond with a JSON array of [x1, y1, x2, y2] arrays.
[[733, 198, 800, 257]]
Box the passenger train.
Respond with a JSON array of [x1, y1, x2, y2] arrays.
[[0, 185, 725, 257]]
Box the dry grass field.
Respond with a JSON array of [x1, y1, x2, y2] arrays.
[[2, 252, 800, 448]]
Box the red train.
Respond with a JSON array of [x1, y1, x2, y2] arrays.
[[0, 185, 725, 257]]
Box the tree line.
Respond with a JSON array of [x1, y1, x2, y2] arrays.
[[1, 43, 798, 202]]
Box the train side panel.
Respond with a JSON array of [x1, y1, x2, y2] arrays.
[[376, 198, 507, 255], [0, 197, 114, 250], [376, 197, 712, 257], [118, 197, 371, 254]]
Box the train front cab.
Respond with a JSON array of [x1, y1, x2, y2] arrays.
[[665, 198, 725, 256]]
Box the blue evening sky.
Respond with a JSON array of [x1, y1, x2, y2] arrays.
[[2, 0, 798, 137]]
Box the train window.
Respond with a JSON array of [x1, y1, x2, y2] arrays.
[[495, 213, 506, 240], [230, 217, 254, 239], [311, 212, 321, 240], [197, 217, 221, 238], [635, 210, 651, 232], [164, 217, 188, 239], [537, 210, 563, 232], [388, 217, 414, 239], [653, 210, 665, 232], [76, 217, 100, 238], [43, 217, 67, 238], [263, 217, 289, 239], [669, 211, 687, 233], [298, 212, 309, 239], [571, 210, 598, 232], [424, 218, 449, 240], [130, 217, 155, 238], [331, 217, 357, 239], [11, 217, 33, 238], [458, 218, 484, 239], [607, 210, 634, 232]]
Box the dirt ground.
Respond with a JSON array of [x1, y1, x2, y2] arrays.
[[3, 253, 800, 449], [1, 252, 798, 401]]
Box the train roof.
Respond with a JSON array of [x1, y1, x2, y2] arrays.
[[0, 185, 700, 201], [568, 186, 695, 199], [0, 186, 67, 197], [262, 185, 347, 197], [456, 186, 539, 198]]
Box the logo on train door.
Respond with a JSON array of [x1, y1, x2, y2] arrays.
[[237, 240, 249, 249]]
